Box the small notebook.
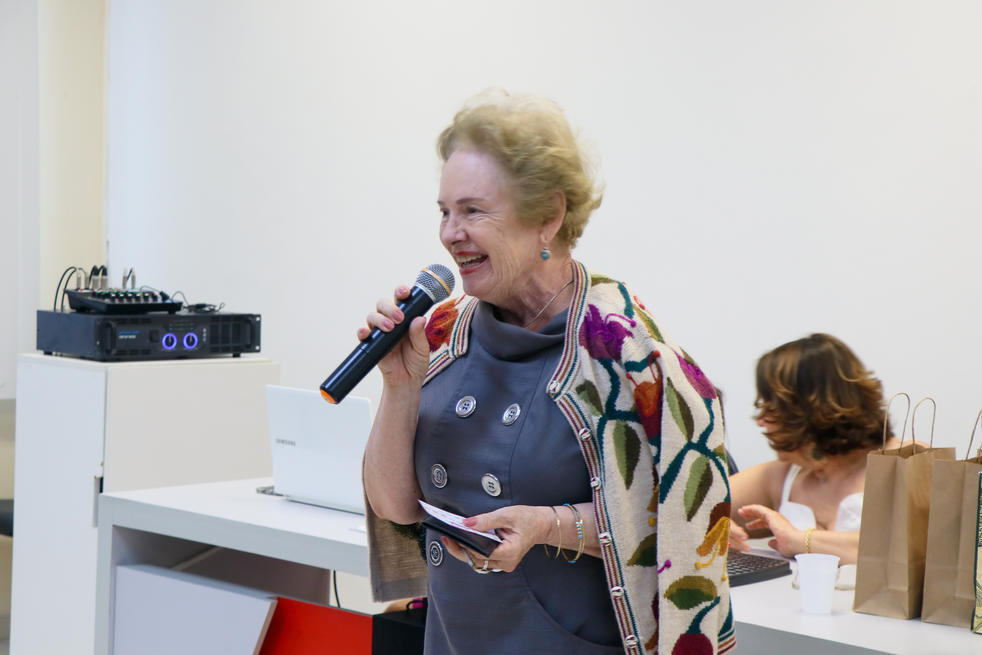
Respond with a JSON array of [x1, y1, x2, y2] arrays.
[[419, 500, 502, 558]]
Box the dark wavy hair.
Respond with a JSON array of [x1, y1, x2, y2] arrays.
[[754, 333, 891, 457]]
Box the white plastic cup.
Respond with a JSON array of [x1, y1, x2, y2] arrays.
[[794, 553, 840, 614]]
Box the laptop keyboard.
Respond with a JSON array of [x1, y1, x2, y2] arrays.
[[727, 551, 792, 586]]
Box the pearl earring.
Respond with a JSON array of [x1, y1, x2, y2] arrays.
[[540, 246, 551, 260]]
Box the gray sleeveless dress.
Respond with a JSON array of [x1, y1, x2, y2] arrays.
[[414, 302, 622, 654]]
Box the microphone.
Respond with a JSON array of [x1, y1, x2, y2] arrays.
[[320, 264, 455, 404]]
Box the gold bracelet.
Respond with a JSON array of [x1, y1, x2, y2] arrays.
[[543, 506, 562, 559], [562, 503, 585, 564], [804, 527, 815, 554]]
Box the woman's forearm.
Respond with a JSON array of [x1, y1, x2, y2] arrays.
[[539, 502, 602, 560], [363, 382, 425, 524], [800, 529, 859, 565]]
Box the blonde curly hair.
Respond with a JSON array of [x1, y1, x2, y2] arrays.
[[437, 90, 603, 249]]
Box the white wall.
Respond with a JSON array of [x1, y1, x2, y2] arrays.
[[105, 1, 982, 469], [0, 0, 40, 401], [37, 0, 106, 299], [0, 0, 105, 401]]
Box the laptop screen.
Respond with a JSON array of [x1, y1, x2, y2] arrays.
[[264, 385, 371, 514]]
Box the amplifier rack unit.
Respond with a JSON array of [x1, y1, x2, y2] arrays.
[[37, 310, 261, 362]]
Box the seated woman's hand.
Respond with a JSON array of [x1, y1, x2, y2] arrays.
[[728, 521, 752, 553], [736, 504, 803, 558], [441, 505, 549, 573]]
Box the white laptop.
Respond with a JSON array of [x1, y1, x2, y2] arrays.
[[264, 384, 371, 514]]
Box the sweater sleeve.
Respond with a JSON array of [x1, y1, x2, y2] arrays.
[[653, 343, 735, 655], [552, 269, 734, 653]]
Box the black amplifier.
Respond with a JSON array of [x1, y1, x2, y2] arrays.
[[37, 310, 261, 361]]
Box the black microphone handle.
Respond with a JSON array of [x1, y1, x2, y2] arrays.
[[320, 285, 435, 404]]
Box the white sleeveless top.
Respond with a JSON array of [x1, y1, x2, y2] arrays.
[[777, 464, 863, 532]]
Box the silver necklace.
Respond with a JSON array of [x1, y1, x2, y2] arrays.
[[522, 278, 573, 329]]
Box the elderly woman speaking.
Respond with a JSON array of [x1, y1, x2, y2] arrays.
[[362, 92, 733, 655]]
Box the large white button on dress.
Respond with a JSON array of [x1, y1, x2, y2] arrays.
[[501, 403, 521, 425], [431, 463, 448, 488], [481, 473, 502, 497], [455, 396, 477, 417]]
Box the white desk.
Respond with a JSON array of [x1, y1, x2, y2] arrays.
[[731, 565, 980, 654], [95, 479, 981, 655], [95, 478, 368, 655]]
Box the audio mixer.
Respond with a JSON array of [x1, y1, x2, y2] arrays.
[[65, 288, 183, 314]]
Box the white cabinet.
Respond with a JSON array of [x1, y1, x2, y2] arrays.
[[10, 353, 279, 655]]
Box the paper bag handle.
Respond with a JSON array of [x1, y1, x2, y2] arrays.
[[883, 392, 911, 452], [910, 397, 936, 452], [967, 409, 982, 460]]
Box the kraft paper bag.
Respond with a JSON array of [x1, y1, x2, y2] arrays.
[[972, 471, 982, 634], [853, 395, 956, 619], [922, 409, 982, 627]]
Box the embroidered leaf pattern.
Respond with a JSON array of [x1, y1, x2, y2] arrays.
[[664, 576, 717, 610], [676, 352, 717, 399], [591, 274, 618, 286], [627, 532, 659, 567], [575, 380, 603, 416], [665, 378, 694, 440], [613, 422, 641, 488], [425, 301, 458, 352], [708, 501, 730, 528], [635, 309, 664, 342], [684, 456, 713, 521]]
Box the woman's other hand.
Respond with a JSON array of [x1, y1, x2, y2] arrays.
[[469, 505, 552, 572], [451, 503, 601, 572], [359, 285, 430, 388], [736, 504, 803, 557], [441, 505, 554, 573]]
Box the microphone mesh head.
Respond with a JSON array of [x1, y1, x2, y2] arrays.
[[416, 264, 456, 303]]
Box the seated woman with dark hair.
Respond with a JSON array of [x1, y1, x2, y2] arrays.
[[728, 333, 908, 565]]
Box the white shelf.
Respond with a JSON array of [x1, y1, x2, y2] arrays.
[[11, 354, 279, 655]]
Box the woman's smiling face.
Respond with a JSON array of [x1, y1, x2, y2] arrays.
[[438, 148, 542, 308]]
